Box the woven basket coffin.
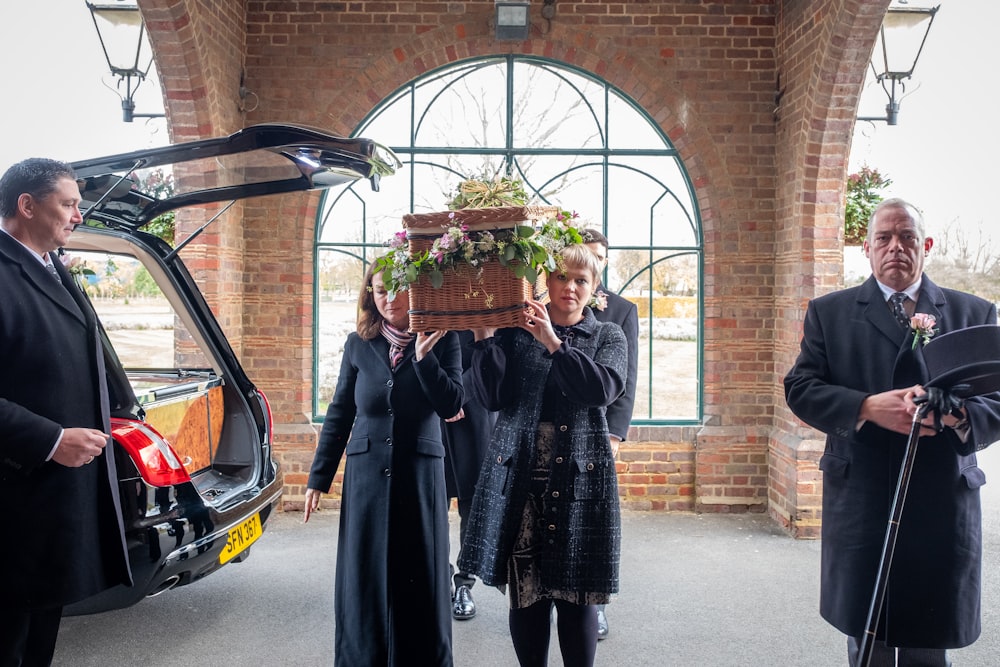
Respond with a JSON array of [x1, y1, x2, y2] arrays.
[[402, 206, 556, 332]]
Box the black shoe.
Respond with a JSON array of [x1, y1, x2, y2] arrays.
[[453, 585, 476, 620], [596, 608, 609, 640]]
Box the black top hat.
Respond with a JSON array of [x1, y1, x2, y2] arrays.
[[923, 324, 1000, 398]]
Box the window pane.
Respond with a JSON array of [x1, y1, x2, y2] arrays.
[[608, 94, 664, 150], [517, 155, 605, 219], [413, 61, 508, 149], [512, 61, 607, 150], [69, 249, 209, 370], [316, 56, 702, 424], [315, 251, 365, 411], [627, 251, 700, 420]]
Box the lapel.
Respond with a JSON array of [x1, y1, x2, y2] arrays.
[[913, 275, 946, 330], [859, 274, 939, 388], [0, 233, 86, 326], [859, 276, 906, 347], [49, 250, 94, 324], [368, 334, 413, 373]]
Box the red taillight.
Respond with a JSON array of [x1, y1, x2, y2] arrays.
[[258, 390, 273, 442], [111, 417, 192, 487]]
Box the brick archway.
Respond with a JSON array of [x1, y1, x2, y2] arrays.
[[135, 0, 901, 530], [770, 0, 892, 536]]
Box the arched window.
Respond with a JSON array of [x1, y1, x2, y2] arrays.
[[314, 56, 702, 425]]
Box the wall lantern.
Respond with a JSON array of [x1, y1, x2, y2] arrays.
[[857, 3, 939, 126], [86, 0, 165, 122], [495, 1, 531, 41]]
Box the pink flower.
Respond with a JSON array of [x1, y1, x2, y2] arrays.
[[909, 313, 937, 349], [388, 231, 407, 248], [60, 254, 82, 270]]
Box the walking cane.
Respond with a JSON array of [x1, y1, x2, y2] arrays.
[[856, 387, 965, 667]]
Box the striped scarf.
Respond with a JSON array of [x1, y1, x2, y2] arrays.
[[380, 321, 414, 369]]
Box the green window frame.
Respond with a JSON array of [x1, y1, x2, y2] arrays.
[[314, 55, 702, 425]]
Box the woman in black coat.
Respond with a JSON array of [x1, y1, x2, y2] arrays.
[[304, 259, 464, 667], [459, 244, 627, 667]]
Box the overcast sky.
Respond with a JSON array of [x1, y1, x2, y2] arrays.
[[0, 1, 991, 248], [0, 0, 169, 167], [850, 1, 997, 249]]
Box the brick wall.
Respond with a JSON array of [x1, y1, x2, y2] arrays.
[[139, 0, 893, 536]]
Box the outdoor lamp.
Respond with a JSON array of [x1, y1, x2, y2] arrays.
[[86, 0, 165, 122], [495, 1, 531, 41], [857, 3, 939, 126]]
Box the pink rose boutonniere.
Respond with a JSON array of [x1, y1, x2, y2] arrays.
[[909, 313, 937, 350], [60, 252, 97, 281], [588, 290, 608, 312]]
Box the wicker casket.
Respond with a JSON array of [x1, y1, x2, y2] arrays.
[[401, 205, 556, 332]]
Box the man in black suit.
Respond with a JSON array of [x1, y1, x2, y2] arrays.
[[582, 228, 639, 640], [785, 198, 1000, 666], [0, 158, 131, 665], [442, 330, 497, 620]]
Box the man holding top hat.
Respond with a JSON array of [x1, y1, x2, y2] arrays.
[[784, 197, 1000, 666]]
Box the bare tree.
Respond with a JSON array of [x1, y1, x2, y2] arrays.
[[927, 219, 1000, 304]]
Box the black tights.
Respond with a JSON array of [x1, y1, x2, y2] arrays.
[[508, 599, 598, 667]]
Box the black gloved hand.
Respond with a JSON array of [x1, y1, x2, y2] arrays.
[[914, 385, 969, 432]]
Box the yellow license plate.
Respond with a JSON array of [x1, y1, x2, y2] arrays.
[[220, 513, 262, 564]]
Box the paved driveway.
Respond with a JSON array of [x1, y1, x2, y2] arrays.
[[54, 446, 1000, 666]]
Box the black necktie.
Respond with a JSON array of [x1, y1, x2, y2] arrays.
[[45, 262, 61, 282], [889, 292, 910, 329]]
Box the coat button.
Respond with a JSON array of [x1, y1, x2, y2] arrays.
[[559, 424, 568, 432], [497, 455, 503, 463], [383, 468, 391, 477], [386, 379, 394, 387], [551, 491, 560, 498], [586, 463, 594, 471], [547, 524, 556, 531], [387, 408, 393, 416], [555, 457, 564, 464], [385, 437, 392, 446]]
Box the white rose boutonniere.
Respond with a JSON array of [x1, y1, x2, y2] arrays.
[[588, 290, 608, 312]]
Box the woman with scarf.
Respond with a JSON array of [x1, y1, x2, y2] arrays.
[[305, 258, 463, 667], [459, 243, 627, 667]]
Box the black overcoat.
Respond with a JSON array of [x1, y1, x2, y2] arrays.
[[458, 308, 627, 594], [784, 274, 1000, 648], [442, 330, 496, 501], [308, 331, 463, 667], [592, 287, 639, 440], [0, 234, 131, 609]]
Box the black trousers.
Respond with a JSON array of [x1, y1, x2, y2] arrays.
[[453, 496, 476, 589], [0, 606, 62, 667], [848, 635, 950, 667]]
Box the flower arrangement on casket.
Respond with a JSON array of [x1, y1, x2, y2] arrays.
[[374, 178, 585, 331]]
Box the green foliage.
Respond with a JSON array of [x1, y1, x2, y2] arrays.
[[845, 166, 891, 245], [375, 211, 584, 299], [376, 176, 585, 299], [132, 168, 176, 244], [132, 267, 161, 297]]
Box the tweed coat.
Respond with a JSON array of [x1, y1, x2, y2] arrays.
[[458, 307, 627, 595], [784, 274, 1000, 648], [0, 234, 131, 610], [308, 331, 463, 667], [592, 286, 639, 440]]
